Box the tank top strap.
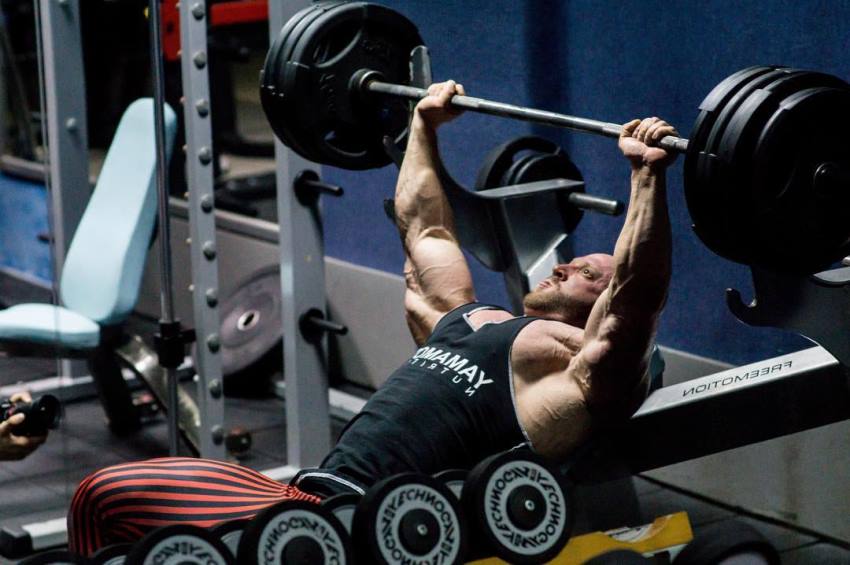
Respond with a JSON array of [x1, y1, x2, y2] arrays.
[[428, 302, 509, 341]]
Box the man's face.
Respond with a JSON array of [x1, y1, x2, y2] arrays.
[[522, 254, 614, 326]]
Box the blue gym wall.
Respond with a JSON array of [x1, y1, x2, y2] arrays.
[[318, 0, 850, 366]]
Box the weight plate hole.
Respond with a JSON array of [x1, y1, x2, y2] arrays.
[[237, 310, 261, 331]]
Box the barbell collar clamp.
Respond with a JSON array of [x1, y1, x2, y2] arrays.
[[360, 73, 689, 153]]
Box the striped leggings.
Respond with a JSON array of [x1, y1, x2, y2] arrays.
[[68, 457, 322, 558]]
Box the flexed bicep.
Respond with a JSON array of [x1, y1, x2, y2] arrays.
[[395, 80, 474, 343]]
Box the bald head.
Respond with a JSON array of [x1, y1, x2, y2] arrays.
[[522, 253, 614, 327]]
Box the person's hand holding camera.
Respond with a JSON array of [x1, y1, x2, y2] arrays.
[[0, 392, 49, 461]]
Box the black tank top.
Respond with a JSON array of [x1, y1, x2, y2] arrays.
[[296, 303, 536, 496]]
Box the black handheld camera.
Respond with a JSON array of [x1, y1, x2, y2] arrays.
[[0, 394, 61, 436]]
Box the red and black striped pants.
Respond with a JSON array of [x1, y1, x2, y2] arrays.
[[68, 457, 321, 557]]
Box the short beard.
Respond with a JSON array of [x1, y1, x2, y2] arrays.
[[523, 289, 593, 327]]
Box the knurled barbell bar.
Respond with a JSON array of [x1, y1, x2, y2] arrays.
[[360, 71, 689, 151], [260, 1, 850, 272]]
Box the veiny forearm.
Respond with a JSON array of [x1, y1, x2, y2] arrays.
[[394, 115, 458, 252], [607, 166, 672, 317], [574, 166, 671, 416]]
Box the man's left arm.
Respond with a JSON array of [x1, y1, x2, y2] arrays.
[[571, 118, 677, 422]]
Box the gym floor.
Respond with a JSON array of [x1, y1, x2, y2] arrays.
[[0, 348, 847, 563]]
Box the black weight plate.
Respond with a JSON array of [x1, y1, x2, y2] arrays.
[[124, 524, 234, 565], [511, 152, 586, 233], [266, 2, 348, 159], [704, 69, 815, 263], [237, 499, 353, 565], [211, 519, 249, 559], [504, 154, 541, 186], [89, 543, 132, 565], [282, 2, 423, 169], [433, 469, 467, 500], [352, 473, 467, 565], [475, 135, 586, 234], [321, 493, 361, 533], [218, 267, 282, 381], [264, 1, 387, 165], [460, 448, 573, 564], [262, 3, 322, 96], [509, 148, 581, 185], [704, 69, 794, 156], [263, 2, 424, 169], [261, 2, 328, 154], [751, 87, 850, 269], [281, 1, 420, 168], [690, 68, 793, 262], [684, 66, 776, 260], [685, 66, 776, 198], [19, 550, 81, 564], [749, 86, 850, 271], [475, 136, 563, 190], [706, 70, 848, 265]]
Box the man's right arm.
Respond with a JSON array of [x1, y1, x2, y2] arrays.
[[395, 81, 475, 344]]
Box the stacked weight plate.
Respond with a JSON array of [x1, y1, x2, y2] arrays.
[[260, 1, 423, 170], [475, 136, 587, 234], [684, 66, 850, 271]]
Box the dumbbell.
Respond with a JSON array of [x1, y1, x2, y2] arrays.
[[352, 473, 468, 564], [124, 524, 234, 565], [321, 492, 361, 534], [88, 522, 248, 565], [461, 448, 574, 564], [433, 469, 467, 500], [237, 499, 353, 564], [211, 519, 250, 559]]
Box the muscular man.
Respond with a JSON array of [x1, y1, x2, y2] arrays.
[[67, 82, 677, 556]]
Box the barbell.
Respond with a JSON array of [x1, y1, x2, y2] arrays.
[[259, 1, 850, 273]]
